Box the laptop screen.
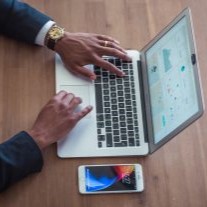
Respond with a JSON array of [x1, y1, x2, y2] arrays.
[[142, 9, 203, 152]]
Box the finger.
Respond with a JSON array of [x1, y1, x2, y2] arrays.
[[62, 93, 74, 105], [68, 96, 82, 111], [96, 34, 120, 44], [75, 105, 93, 120], [54, 90, 68, 100], [99, 41, 127, 54], [65, 63, 79, 76], [101, 47, 131, 61], [74, 65, 96, 80], [94, 56, 124, 77]]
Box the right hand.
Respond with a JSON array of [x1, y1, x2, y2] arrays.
[[27, 91, 92, 150], [55, 32, 131, 80]]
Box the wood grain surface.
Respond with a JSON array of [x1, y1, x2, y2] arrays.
[[0, 0, 207, 207]]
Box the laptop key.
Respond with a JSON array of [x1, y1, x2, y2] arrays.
[[97, 122, 104, 128], [104, 96, 109, 101], [114, 143, 122, 147], [113, 123, 119, 129], [97, 114, 104, 121], [117, 85, 123, 90], [136, 140, 140, 146], [119, 109, 125, 114], [127, 125, 134, 130], [112, 111, 118, 116], [111, 99, 117, 104], [94, 84, 103, 113], [112, 117, 118, 122], [111, 92, 116, 98], [122, 64, 128, 69], [98, 142, 103, 148], [98, 135, 105, 141], [110, 75, 116, 79], [103, 84, 109, 89], [95, 76, 101, 83], [115, 59, 121, 66], [104, 102, 110, 107], [135, 127, 139, 133], [108, 58, 114, 64], [111, 86, 116, 91], [122, 60, 132, 63], [106, 133, 113, 147], [120, 122, 126, 127], [118, 97, 124, 102], [126, 106, 132, 111], [102, 71, 108, 77], [124, 82, 130, 87], [120, 128, 127, 134], [106, 127, 112, 132], [105, 108, 111, 113], [114, 136, 120, 142], [128, 131, 134, 136], [119, 103, 125, 108], [127, 118, 133, 124], [105, 114, 111, 119], [120, 115, 125, 121], [129, 138, 135, 146], [105, 121, 112, 126], [103, 90, 109, 95], [130, 69, 134, 74], [112, 105, 117, 110], [121, 141, 128, 146], [110, 80, 116, 85], [117, 79, 123, 84]]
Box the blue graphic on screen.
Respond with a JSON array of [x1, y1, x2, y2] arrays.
[[145, 17, 199, 144], [85, 165, 136, 192]]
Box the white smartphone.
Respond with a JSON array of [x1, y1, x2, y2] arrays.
[[78, 163, 144, 194]]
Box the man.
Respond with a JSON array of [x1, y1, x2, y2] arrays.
[[0, 0, 130, 192]]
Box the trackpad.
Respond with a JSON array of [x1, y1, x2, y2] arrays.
[[59, 85, 91, 118]]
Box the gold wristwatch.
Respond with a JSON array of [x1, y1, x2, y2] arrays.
[[45, 24, 65, 50]]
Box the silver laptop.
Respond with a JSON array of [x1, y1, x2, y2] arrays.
[[55, 8, 203, 158]]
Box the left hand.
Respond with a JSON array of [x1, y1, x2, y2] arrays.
[[54, 32, 131, 80], [27, 91, 92, 150]]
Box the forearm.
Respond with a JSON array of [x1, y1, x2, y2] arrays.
[[0, 0, 51, 44], [0, 131, 43, 192]]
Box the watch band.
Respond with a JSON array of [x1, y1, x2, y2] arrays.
[[47, 38, 56, 50]]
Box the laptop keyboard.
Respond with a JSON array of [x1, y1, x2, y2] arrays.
[[94, 57, 140, 148]]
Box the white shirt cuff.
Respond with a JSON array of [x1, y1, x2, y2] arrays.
[[35, 20, 56, 46]]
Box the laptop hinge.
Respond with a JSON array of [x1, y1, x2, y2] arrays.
[[137, 60, 148, 143]]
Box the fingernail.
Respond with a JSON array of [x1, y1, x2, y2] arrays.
[[118, 71, 125, 77], [78, 97, 82, 103], [127, 56, 132, 61], [90, 75, 96, 80], [68, 93, 74, 102], [114, 40, 120, 44], [121, 72, 125, 76], [88, 105, 93, 110]]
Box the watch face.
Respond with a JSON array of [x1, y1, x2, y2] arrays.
[[49, 26, 64, 40]]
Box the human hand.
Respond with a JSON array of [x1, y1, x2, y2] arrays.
[[27, 91, 92, 150], [54, 32, 131, 80]]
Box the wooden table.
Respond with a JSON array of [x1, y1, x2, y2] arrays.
[[0, 0, 207, 206]]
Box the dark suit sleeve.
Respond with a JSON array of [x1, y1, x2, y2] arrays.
[[0, 0, 52, 44], [0, 131, 43, 192]]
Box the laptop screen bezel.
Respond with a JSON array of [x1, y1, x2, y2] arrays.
[[140, 8, 204, 154]]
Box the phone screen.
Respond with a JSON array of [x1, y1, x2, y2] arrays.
[[84, 165, 137, 192]]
